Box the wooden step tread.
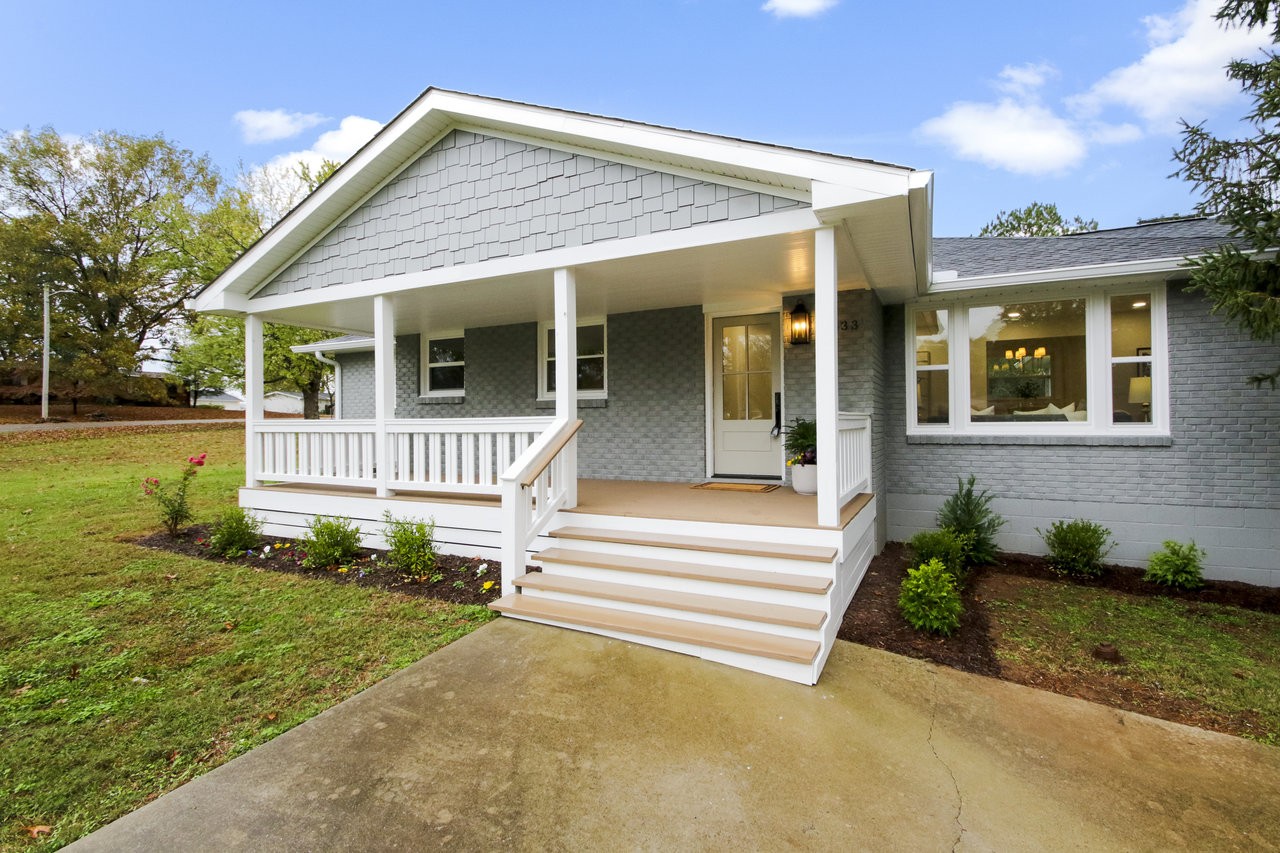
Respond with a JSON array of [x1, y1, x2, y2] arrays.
[[550, 526, 837, 563], [515, 572, 826, 629], [490, 595, 820, 665], [537, 547, 832, 594]]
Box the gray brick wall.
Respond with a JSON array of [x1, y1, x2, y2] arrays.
[[259, 130, 804, 297], [337, 305, 707, 481], [882, 283, 1280, 584]]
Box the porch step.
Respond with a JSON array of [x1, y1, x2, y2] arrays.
[[536, 547, 832, 595], [514, 572, 826, 629], [490, 595, 821, 665], [549, 526, 837, 563]]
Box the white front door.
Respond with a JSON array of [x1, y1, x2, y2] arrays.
[[712, 314, 781, 478]]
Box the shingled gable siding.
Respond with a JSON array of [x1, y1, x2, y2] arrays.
[[881, 284, 1280, 586], [257, 130, 805, 297], [782, 289, 887, 547], [334, 305, 707, 481]]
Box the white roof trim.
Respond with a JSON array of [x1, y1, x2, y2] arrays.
[[192, 88, 921, 312], [290, 337, 374, 354], [927, 256, 1192, 292]]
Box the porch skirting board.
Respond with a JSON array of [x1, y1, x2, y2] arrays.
[[886, 492, 1279, 587]]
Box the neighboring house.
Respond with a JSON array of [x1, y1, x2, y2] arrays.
[[198, 390, 245, 410], [261, 390, 333, 415], [192, 89, 1279, 684]]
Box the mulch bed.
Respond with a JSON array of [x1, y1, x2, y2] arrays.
[[838, 542, 1280, 739], [135, 526, 506, 607]]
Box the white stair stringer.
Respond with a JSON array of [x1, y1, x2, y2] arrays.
[[489, 506, 876, 685]]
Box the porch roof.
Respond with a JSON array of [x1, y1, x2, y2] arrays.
[[191, 88, 934, 329]]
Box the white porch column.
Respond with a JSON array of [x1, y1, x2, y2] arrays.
[[373, 295, 396, 497], [554, 267, 579, 508], [245, 313, 265, 488], [814, 226, 840, 527]]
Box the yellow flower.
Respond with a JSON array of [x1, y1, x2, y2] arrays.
[[482, 580, 495, 591], [337, 567, 348, 574]]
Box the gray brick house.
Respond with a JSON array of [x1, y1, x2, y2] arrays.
[[192, 89, 1278, 683]]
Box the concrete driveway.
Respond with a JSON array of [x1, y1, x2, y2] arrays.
[[70, 619, 1280, 851]]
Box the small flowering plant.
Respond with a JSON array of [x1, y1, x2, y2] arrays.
[[142, 452, 206, 536], [782, 417, 817, 467]]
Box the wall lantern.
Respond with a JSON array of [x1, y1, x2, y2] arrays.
[[788, 301, 812, 345]]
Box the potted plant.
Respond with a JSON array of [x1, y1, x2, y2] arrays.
[[783, 417, 818, 495]]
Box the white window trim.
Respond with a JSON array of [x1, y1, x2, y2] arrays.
[[537, 317, 607, 401], [420, 331, 466, 397], [905, 283, 1169, 437]]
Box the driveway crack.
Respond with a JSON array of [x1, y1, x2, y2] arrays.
[[927, 666, 965, 852]]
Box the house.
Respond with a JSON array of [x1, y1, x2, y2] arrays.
[[192, 89, 1279, 684]]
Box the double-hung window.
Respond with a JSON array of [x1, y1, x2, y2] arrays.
[[421, 334, 465, 397], [538, 319, 607, 400], [907, 285, 1165, 435]]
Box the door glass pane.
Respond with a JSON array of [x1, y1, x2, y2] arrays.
[[722, 325, 746, 373], [747, 324, 772, 372], [1111, 294, 1152, 356], [722, 374, 746, 420], [747, 374, 772, 420], [968, 299, 1086, 422]]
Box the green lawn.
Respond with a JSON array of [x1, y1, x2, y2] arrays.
[[987, 576, 1280, 743], [0, 428, 495, 850]]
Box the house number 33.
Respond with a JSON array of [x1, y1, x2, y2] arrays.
[[839, 320, 860, 331]]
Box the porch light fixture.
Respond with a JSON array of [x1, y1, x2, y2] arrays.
[[788, 301, 812, 345]]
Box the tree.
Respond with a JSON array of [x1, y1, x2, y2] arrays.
[[978, 202, 1099, 237], [0, 129, 219, 408], [1173, 0, 1280, 387], [174, 159, 342, 417]]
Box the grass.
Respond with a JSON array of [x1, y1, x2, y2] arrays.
[[0, 429, 495, 850], [987, 577, 1280, 743]]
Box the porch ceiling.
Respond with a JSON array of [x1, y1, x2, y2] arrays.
[[250, 225, 910, 337]]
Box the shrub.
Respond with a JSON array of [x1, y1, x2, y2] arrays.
[[1038, 519, 1115, 578], [898, 558, 963, 636], [937, 475, 1005, 566], [141, 451, 206, 536], [382, 512, 438, 579], [909, 527, 974, 581], [783, 417, 817, 465], [1145, 540, 1207, 590], [298, 516, 362, 569], [208, 507, 264, 557]]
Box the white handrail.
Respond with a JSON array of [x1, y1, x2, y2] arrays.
[[498, 418, 583, 596]]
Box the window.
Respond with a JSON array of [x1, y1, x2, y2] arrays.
[[907, 286, 1165, 435], [421, 334, 464, 396], [539, 320, 606, 399]]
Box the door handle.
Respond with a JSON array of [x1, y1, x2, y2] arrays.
[[771, 392, 782, 437]]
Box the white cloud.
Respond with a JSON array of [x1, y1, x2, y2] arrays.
[[262, 115, 383, 173], [762, 0, 837, 18], [1068, 0, 1270, 131], [234, 108, 329, 144], [919, 0, 1271, 175], [919, 99, 1087, 176]]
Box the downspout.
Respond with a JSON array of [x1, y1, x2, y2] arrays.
[[312, 352, 340, 418]]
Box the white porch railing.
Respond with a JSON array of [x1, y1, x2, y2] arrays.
[[499, 418, 583, 596], [250, 417, 553, 494], [836, 411, 872, 506]]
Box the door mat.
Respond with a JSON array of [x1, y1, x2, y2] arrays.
[[692, 482, 780, 493]]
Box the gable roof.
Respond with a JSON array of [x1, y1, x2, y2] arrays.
[[194, 88, 927, 312], [934, 218, 1234, 279]]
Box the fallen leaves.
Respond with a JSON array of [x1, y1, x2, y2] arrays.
[[23, 825, 52, 839]]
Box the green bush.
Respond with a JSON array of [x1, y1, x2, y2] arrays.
[[937, 475, 1005, 566], [299, 516, 362, 569], [1038, 519, 1115, 578], [898, 558, 963, 636], [909, 527, 974, 581], [382, 512, 438, 579], [208, 506, 264, 557], [1145, 540, 1207, 590]]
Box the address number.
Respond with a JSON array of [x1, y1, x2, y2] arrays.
[[839, 320, 860, 331]]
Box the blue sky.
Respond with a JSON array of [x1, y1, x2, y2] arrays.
[[2, 0, 1267, 235]]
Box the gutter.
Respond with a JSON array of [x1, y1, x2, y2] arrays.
[[929, 255, 1193, 293]]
